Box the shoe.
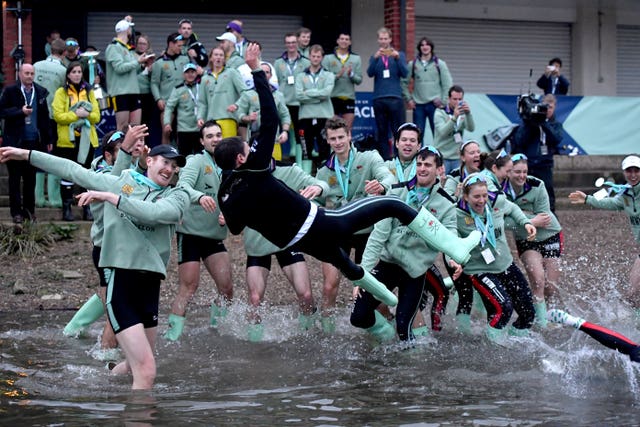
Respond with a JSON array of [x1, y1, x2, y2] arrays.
[[63, 294, 105, 337], [247, 323, 264, 342], [12, 215, 23, 224], [485, 325, 507, 345], [455, 313, 472, 334], [412, 325, 430, 337], [366, 311, 396, 343], [298, 312, 316, 331], [210, 303, 228, 327], [508, 325, 530, 337], [546, 309, 585, 329], [321, 316, 336, 334], [163, 313, 186, 341], [533, 301, 548, 329], [82, 206, 93, 221]]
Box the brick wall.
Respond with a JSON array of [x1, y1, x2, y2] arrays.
[[2, 1, 33, 86], [383, 0, 415, 55]]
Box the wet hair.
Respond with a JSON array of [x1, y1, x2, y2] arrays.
[[481, 149, 511, 171], [213, 136, 245, 170], [200, 120, 222, 139]]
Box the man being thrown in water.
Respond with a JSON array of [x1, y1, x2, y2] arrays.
[[209, 43, 482, 307]]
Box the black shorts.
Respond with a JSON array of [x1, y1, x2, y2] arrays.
[[110, 94, 142, 112], [246, 249, 305, 270], [105, 268, 162, 333], [516, 231, 563, 258], [331, 97, 355, 116], [177, 233, 227, 264], [92, 245, 108, 287]]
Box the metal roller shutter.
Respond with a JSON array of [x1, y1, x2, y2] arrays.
[[414, 17, 572, 95], [617, 25, 640, 97], [87, 12, 302, 67]]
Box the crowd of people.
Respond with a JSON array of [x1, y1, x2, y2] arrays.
[[1, 17, 639, 391]]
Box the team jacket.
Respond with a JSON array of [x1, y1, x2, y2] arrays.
[[273, 53, 310, 106], [151, 53, 190, 102], [321, 50, 363, 100], [362, 179, 457, 278], [30, 151, 189, 277], [105, 39, 140, 97], [401, 56, 453, 104], [176, 150, 228, 240], [164, 82, 200, 132], [197, 67, 246, 121], [586, 182, 640, 243], [456, 191, 531, 275], [295, 67, 335, 120], [502, 175, 562, 242]]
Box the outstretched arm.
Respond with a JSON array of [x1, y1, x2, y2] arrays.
[[246, 43, 279, 169]]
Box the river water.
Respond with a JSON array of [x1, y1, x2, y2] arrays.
[[2, 299, 640, 426]]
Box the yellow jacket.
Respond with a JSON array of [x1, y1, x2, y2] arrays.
[[52, 83, 100, 149]]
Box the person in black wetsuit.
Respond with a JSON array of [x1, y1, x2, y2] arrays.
[[211, 43, 481, 308]]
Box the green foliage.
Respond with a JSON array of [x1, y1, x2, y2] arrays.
[[0, 222, 77, 257]]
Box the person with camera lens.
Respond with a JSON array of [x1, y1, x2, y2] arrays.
[[536, 57, 570, 95], [512, 93, 563, 212]]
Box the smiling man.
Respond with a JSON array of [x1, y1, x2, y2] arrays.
[[0, 142, 189, 391]]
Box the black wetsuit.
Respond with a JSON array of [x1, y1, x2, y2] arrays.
[[218, 68, 419, 281]]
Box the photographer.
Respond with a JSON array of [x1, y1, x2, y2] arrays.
[[536, 57, 569, 95], [512, 93, 563, 212]]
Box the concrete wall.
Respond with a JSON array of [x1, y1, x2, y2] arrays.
[[350, 0, 640, 96]]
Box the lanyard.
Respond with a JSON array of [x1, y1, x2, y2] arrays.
[[286, 58, 298, 75], [187, 83, 199, 115], [334, 150, 354, 199], [470, 205, 496, 249], [381, 55, 389, 69], [21, 86, 34, 107]]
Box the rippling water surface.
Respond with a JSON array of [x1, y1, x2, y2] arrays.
[[2, 300, 640, 426]]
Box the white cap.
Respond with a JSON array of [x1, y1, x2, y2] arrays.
[[216, 32, 237, 44], [621, 155, 640, 170], [115, 19, 134, 33]]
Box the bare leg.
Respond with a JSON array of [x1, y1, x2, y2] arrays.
[[521, 250, 545, 302], [202, 251, 234, 304], [543, 256, 561, 302], [112, 324, 157, 390], [115, 110, 130, 132], [98, 287, 117, 349], [626, 256, 640, 309], [246, 265, 269, 323], [282, 261, 314, 315], [170, 261, 201, 316], [321, 262, 341, 316], [128, 108, 141, 126]]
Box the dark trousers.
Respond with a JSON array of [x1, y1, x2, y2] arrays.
[[412, 101, 438, 138], [373, 96, 406, 160], [7, 158, 36, 218]]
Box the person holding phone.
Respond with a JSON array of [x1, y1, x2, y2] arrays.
[[536, 57, 570, 95], [433, 85, 474, 174]]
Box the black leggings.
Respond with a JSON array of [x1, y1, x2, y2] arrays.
[[350, 260, 425, 341], [418, 265, 450, 331], [579, 321, 640, 363], [470, 263, 535, 330], [297, 196, 417, 281]]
